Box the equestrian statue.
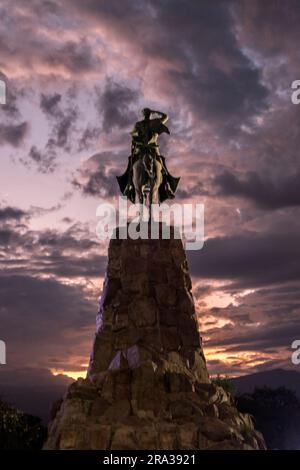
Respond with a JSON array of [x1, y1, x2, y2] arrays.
[[116, 108, 180, 208]]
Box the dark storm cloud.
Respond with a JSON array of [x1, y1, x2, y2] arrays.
[[0, 229, 12, 245], [234, 0, 300, 61], [0, 215, 106, 279], [153, 0, 268, 132], [0, 0, 269, 137], [44, 253, 105, 278], [1, 251, 106, 279], [40, 92, 79, 150], [214, 170, 300, 210], [47, 113, 76, 149], [38, 228, 98, 252], [26, 145, 57, 174], [41, 93, 101, 153], [23, 91, 80, 173], [176, 180, 210, 199], [98, 80, 138, 132], [45, 39, 102, 73], [0, 206, 27, 221], [188, 231, 300, 287], [204, 313, 298, 375], [72, 166, 118, 198], [0, 274, 96, 370], [0, 219, 95, 253], [28, 203, 63, 218], [40, 93, 62, 116], [204, 357, 292, 377], [37, 254, 106, 278], [199, 282, 300, 375], [0, 275, 94, 339], [0, 122, 28, 146], [72, 152, 120, 197], [0, 2, 102, 75], [78, 125, 101, 151], [70, 0, 268, 135], [208, 317, 298, 352], [169, 60, 268, 135], [0, 208, 102, 381]]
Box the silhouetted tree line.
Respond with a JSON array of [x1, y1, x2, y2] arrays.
[[0, 399, 47, 450]]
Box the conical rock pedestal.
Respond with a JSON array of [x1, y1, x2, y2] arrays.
[[45, 224, 266, 450]]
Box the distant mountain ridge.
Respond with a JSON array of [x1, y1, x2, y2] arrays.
[[0, 368, 72, 423], [232, 368, 300, 398]]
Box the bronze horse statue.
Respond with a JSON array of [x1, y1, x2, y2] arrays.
[[116, 108, 180, 214], [132, 146, 163, 207]]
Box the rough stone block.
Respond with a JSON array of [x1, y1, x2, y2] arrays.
[[111, 426, 137, 450], [155, 284, 177, 306], [128, 297, 157, 327], [89, 425, 111, 450], [178, 423, 198, 449]]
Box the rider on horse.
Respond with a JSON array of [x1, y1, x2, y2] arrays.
[[116, 108, 180, 204]]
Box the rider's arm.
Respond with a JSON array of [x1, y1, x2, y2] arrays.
[[151, 110, 168, 124]]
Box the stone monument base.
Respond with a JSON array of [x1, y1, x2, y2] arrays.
[[44, 225, 266, 450]]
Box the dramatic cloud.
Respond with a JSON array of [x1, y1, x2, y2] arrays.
[[214, 170, 300, 210], [40, 92, 79, 150], [78, 125, 101, 151], [19, 91, 81, 172], [45, 39, 102, 74], [0, 206, 27, 221], [27, 145, 57, 174], [198, 283, 299, 375], [0, 274, 96, 371], [188, 231, 300, 288], [40, 93, 62, 115], [234, 0, 300, 65], [98, 80, 138, 132], [67, 0, 269, 134], [0, 209, 106, 279], [0, 122, 28, 146], [72, 152, 120, 197], [0, 1, 102, 76]]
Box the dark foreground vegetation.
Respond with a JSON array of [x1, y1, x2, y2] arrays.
[[0, 399, 47, 449]]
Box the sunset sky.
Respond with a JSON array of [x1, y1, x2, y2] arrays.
[[1, 0, 300, 389]]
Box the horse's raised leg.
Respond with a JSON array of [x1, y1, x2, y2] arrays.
[[136, 189, 143, 205], [149, 186, 153, 222]]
